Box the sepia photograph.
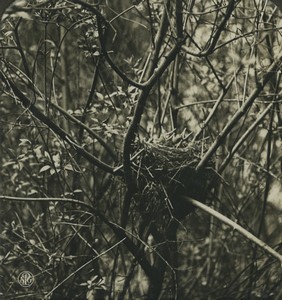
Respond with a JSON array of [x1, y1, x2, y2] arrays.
[[0, 0, 281, 299]]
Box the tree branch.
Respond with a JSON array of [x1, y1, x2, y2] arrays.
[[175, 0, 183, 39], [0, 71, 122, 176], [49, 101, 117, 162], [218, 102, 274, 173], [145, 0, 170, 78], [45, 237, 126, 299], [96, 15, 145, 89], [196, 52, 282, 171], [0, 194, 156, 281], [193, 68, 241, 141], [181, 196, 282, 265], [0, 195, 93, 210], [93, 211, 157, 282], [14, 19, 31, 79], [121, 40, 185, 227], [182, 0, 238, 57]]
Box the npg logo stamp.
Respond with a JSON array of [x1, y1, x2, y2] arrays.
[[17, 271, 34, 287]]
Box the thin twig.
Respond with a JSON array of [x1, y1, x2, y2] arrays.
[[218, 102, 274, 173], [44, 238, 126, 299], [196, 52, 282, 171], [14, 19, 31, 78], [182, 0, 238, 57], [96, 15, 144, 89], [0, 195, 93, 210], [193, 68, 241, 141]]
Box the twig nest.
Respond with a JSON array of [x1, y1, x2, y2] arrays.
[[132, 138, 215, 220]]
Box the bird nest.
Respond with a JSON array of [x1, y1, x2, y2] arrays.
[[131, 137, 215, 221]]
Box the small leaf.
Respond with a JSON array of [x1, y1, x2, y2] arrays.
[[44, 151, 51, 160], [3, 161, 15, 167], [39, 165, 51, 173], [86, 290, 94, 300], [28, 189, 38, 195], [12, 11, 32, 20], [4, 31, 13, 37], [64, 164, 75, 171], [29, 239, 36, 246], [52, 153, 60, 167], [96, 92, 104, 100], [50, 168, 59, 175], [33, 146, 42, 159]]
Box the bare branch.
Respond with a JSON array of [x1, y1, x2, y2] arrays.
[[182, 0, 238, 57], [181, 196, 282, 265], [218, 102, 274, 173], [196, 52, 282, 171], [193, 68, 241, 141], [175, 0, 183, 39], [0, 195, 93, 210]]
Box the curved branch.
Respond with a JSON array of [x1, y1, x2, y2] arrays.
[[14, 19, 31, 79], [69, 0, 146, 89], [121, 40, 185, 227], [182, 0, 238, 57], [68, 0, 104, 19], [181, 196, 282, 265], [0, 195, 93, 210], [96, 15, 144, 89]]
